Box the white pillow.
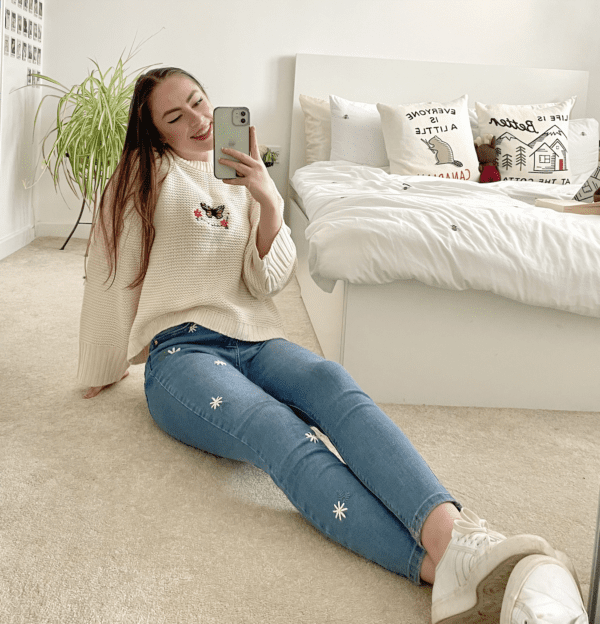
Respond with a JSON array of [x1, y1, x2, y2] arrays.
[[476, 98, 576, 184], [329, 95, 389, 167], [469, 107, 479, 138], [569, 118, 600, 183], [377, 95, 480, 181], [299, 94, 331, 164]]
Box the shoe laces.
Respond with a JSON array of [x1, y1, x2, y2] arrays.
[[454, 510, 506, 550], [456, 529, 504, 551]]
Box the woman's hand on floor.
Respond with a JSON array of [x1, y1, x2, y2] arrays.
[[84, 370, 130, 399]]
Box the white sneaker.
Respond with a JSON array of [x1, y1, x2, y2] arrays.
[[432, 508, 556, 624], [500, 555, 588, 624]]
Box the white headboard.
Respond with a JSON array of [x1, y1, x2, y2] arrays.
[[287, 54, 589, 179]]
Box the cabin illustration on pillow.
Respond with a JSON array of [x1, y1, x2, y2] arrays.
[[496, 125, 568, 174]]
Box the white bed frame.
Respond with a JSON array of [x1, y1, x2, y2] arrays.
[[285, 54, 600, 411]]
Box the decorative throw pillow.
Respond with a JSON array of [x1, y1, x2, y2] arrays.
[[475, 98, 576, 184], [299, 94, 331, 164], [377, 95, 480, 181], [329, 95, 389, 167], [569, 118, 600, 183]]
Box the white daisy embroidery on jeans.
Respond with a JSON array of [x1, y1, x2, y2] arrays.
[[214, 360, 227, 366], [333, 501, 348, 521], [210, 396, 223, 410], [167, 347, 181, 355], [189, 324, 198, 333], [305, 432, 319, 443]]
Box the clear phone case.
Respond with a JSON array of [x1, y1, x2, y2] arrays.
[[213, 106, 250, 179]]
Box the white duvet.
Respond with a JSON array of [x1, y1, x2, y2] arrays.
[[291, 161, 600, 318]]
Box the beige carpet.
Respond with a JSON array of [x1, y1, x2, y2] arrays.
[[1, 236, 598, 624]]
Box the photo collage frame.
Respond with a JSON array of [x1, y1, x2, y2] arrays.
[[3, 0, 44, 87]]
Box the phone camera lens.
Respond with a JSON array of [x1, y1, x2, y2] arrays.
[[241, 111, 246, 116], [240, 118, 246, 124]]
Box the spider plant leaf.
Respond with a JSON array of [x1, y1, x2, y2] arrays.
[[24, 36, 163, 212]]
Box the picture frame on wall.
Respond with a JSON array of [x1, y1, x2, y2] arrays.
[[22, 42, 27, 62], [24, 0, 28, 12], [4, 35, 9, 56], [11, 11, 16, 31], [5, 9, 10, 31], [11, 37, 15, 57], [17, 14, 22, 35], [39, 1, 43, 18]]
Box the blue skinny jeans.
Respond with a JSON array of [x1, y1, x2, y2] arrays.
[[143, 323, 460, 584]]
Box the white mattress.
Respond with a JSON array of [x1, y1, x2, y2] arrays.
[[291, 161, 600, 318]]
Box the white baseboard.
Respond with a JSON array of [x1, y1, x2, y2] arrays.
[[35, 222, 92, 240], [0, 225, 36, 261]]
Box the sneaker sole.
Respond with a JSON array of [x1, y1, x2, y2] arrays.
[[432, 534, 555, 624]]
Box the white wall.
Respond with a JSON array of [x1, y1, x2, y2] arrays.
[[32, 0, 600, 239], [0, 12, 44, 259]]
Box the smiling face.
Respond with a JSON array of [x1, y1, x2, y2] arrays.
[[149, 74, 214, 162]]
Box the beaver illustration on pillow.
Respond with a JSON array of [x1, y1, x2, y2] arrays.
[[421, 136, 463, 167]]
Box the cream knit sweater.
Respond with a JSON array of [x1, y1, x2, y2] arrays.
[[78, 153, 297, 388]]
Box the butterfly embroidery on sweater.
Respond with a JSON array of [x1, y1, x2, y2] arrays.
[[194, 202, 229, 229]]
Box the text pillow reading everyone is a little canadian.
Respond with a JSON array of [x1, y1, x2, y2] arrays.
[[475, 98, 576, 185], [377, 95, 480, 181]]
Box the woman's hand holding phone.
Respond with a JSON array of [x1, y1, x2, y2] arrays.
[[219, 126, 280, 213], [219, 126, 282, 257]]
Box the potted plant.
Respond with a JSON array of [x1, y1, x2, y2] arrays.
[[18, 37, 156, 249], [260, 145, 280, 168]]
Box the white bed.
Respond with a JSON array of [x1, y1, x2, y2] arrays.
[[284, 54, 600, 411]]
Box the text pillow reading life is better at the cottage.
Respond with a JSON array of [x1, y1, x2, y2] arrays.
[[476, 98, 575, 184]]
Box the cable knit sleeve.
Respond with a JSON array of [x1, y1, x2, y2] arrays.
[[242, 193, 297, 298], [77, 209, 145, 388]]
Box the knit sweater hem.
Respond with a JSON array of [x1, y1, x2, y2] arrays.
[[127, 307, 289, 363], [78, 302, 290, 387], [78, 342, 131, 388], [247, 223, 297, 295]]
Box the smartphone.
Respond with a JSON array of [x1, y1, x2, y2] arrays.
[[213, 106, 251, 179]]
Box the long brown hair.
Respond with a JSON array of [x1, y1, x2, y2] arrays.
[[89, 67, 207, 289]]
